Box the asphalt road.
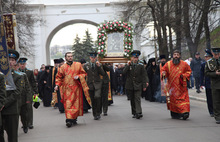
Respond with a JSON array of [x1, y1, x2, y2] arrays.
[[17, 95, 220, 142]]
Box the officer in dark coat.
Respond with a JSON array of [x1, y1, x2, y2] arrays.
[[18, 58, 38, 129], [200, 49, 214, 117], [205, 47, 220, 124], [14, 62, 32, 133], [0, 72, 6, 129], [123, 50, 148, 119], [0, 49, 21, 142], [83, 51, 105, 120]]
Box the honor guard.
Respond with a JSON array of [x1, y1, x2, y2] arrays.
[[0, 49, 21, 142], [205, 47, 220, 124], [123, 50, 148, 119], [18, 57, 38, 129], [14, 61, 32, 133], [83, 51, 105, 120]]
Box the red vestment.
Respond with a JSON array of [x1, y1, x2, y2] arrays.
[[55, 62, 91, 119], [161, 60, 192, 113]]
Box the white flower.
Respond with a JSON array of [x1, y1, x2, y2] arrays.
[[101, 45, 104, 48], [114, 24, 117, 26], [125, 45, 127, 48], [100, 25, 103, 27], [98, 47, 101, 50], [127, 54, 129, 57], [129, 31, 131, 33], [119, 21, 121, 23], [99, 39, 102, 42], [98, 50, 101, 52]]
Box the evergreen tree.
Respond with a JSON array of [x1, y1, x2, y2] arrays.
[[82, 29, 94, 62], [72, 34, 83, 61]]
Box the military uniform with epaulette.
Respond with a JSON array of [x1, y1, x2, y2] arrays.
[[0, 49, 21, 142], [16, 70, 32, 133], [205, 47, 220, 124], [83, 52, 105, 120], [123, 50, 148, 119], [0, 72, 6, 129], [100, 64, 110, 116], [18, 58, 38, 129]]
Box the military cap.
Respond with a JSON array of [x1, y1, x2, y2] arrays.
[[131, 50, 141, 57], [54, 59, 60, 64], [211, 47, 220, 53], [204, 49, 213, 57], [18, 57, 28, 64], [8, 49, 19, 60], [89, 51, 97, 58], [159, 55, 166, 59]]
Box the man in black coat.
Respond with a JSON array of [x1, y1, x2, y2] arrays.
[[191, 52, 204, 93]]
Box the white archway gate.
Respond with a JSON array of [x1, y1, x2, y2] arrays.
[[27, 1, 129, 68]]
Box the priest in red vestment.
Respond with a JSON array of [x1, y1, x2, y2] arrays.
[[161, 50, 192, 120], [55, 52, 91, 127]]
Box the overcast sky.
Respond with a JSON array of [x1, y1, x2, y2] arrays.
[[50, 23, 97, 47]]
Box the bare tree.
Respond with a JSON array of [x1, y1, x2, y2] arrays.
[[2, 0, 42, 55]]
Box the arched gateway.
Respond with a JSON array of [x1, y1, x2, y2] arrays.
[[27, 0, 129, 69]]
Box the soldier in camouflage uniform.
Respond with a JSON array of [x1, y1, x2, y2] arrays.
[[205, 47, 220, 124], [18, 58, 38, 129]]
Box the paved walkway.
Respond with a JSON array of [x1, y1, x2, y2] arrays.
[[188, 88, 207, 102]]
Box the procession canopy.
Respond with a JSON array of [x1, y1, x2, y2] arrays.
[[97, 20, 133, 63]]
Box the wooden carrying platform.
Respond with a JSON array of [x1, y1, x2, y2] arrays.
[[99, 57, 129, 63]]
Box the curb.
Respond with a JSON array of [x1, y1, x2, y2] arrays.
[[189, 96, 207, 102]]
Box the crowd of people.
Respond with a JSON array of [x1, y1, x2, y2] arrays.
[[0, 46, 220, 142]]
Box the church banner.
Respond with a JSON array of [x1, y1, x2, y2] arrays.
[[0, 16, 10, 75], [3, 13, 19, 50]]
